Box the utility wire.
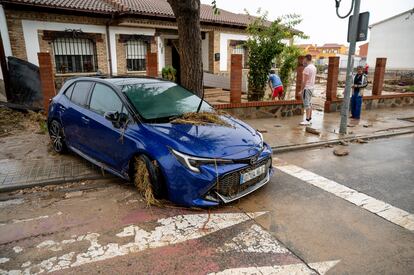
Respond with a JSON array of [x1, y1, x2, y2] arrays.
[[335, 0, 355, 19]]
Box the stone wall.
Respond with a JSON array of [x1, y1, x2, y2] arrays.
[[214, 100, 303, 119], [325, 94, 414, 113]]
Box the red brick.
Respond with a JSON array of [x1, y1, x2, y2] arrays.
[[38, 52, 56, 114], [295, 56, 305, 100], [230, 54, 242, 104], [146, 52, 158, 77], [326, 56, 339, 101], [372, 58, 387, 96]]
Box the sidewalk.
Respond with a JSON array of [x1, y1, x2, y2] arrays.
[[244, 107, 414, 150]]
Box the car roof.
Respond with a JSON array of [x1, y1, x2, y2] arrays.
[[68, 77, 168, 87], [104, 77, 167, 87]]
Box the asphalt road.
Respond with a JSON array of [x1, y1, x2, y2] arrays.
[[0, 135, 413, 274], [238, 134, 414, 274]]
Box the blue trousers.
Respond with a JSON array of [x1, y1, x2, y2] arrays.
[[350, 91, 362, 119]]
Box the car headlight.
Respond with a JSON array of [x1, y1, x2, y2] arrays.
[[257, 131, 264, 148], [171, 149, 233, 173]]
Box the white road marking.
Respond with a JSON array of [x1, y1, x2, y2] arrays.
[[0, 212, 266, 274], [208, 260, 340, 275], [0, 212, 63, 227], [217, 224, 289, 254], [275, 160, 414, 231]]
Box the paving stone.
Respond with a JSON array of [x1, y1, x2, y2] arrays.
[[0, 158, 112, 191]]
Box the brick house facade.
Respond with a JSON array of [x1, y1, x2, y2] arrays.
[[0, 0, 253, 85]]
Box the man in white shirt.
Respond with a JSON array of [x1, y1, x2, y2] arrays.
[[300, 54, 317, 125]]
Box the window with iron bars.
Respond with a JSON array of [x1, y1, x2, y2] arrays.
[[232, 45, 248, 68], [126, 39, 147, 71], [52, 37, 98, 74]]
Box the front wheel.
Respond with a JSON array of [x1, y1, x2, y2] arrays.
[[48, 120, 67, 154], [133, 155, 166, 203]]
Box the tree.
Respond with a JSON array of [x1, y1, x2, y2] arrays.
[[167, 0, 203, 97], [245, 12, 305, 101], [279, 45, 303, 98]]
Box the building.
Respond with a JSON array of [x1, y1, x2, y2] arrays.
[[297, 44, 320, 60], [359, 43, 369, 58], [316, 43, 348, 59], [296, 43, 348, 65], [367, 9, 414, 70], [0, 0, 256, 84]]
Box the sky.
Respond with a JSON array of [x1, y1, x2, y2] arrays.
[[200, 0, 414, 46]]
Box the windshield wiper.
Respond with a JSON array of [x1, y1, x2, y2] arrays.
[[196, 88, 205, 113]]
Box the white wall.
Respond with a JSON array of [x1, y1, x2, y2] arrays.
[[367, 12, 414, 69], [108, 26, 155, 75], [0, 4, 11, 80], [0, 5, 11, 58], [201, 33, 209, 71], [22, 20, 107, 66], [20, 20, 156, 74], [219, 33, 248, 71], [157, 36, 165, 72]]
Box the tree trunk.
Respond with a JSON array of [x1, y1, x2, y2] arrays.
[[167, 0, 203, 97]]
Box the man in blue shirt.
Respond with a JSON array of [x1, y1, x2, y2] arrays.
[[268, 70, 284, 100]]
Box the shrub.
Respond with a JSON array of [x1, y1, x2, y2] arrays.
[[245, 12, 306, 101], [161, 66, 177, 82]]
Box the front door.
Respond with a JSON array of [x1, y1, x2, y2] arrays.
[[82, 82, 135, 170]]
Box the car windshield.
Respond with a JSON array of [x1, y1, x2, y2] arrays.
[[122, 81, 212, 120]]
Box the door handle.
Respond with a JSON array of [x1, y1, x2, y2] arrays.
[[59, 106, 66, 111], [81, 116, 90, 124]]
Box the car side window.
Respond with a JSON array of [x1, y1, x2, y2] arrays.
[[64, 84, 75, 99], [71, 81, 92, 107], [89, 83, 123, 115]]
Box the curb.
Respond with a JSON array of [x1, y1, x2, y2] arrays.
[[271, 129, 414, 154], [0, 174, 115, 193]]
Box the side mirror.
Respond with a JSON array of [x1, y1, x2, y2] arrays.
[[104, 111, 119, 123], [104, 111, 128, 128]]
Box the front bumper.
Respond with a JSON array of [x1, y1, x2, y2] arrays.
[[162, 143, 273, 207]]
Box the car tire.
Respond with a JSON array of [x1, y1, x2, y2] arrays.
[[48, 120, 67, 154], [133, 155, 166, 199]]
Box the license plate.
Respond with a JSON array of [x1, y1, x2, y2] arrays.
[[240, 165, 266, 185]]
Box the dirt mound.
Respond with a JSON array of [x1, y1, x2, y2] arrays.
[[0, 107, 47, 137]]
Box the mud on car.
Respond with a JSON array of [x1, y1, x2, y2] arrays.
[[47, 77, 273, 207]]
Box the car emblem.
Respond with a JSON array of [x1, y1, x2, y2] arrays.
[[250, 156, 258, 165]]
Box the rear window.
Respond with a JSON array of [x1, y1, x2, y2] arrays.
[[71, 81, 92, 106]]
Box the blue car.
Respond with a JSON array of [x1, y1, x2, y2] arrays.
[[47, 77, 273, 207]]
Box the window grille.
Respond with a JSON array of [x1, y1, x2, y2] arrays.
[[126, 39, 147, 71], [52, 37, 97, 74]]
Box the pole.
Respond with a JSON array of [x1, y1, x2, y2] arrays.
[[339, 0, 360, 134]]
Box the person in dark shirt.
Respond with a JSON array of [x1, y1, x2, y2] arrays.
[[350, 66, 368, 119]]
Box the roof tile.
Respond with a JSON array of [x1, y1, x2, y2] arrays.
[[2, 0, 255, 26]]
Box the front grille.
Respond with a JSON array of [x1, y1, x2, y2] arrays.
[[216, 157, 271, 197]]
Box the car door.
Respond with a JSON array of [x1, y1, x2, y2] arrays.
[[81, 82, 136, 170], [60, 81, 93, 152]]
